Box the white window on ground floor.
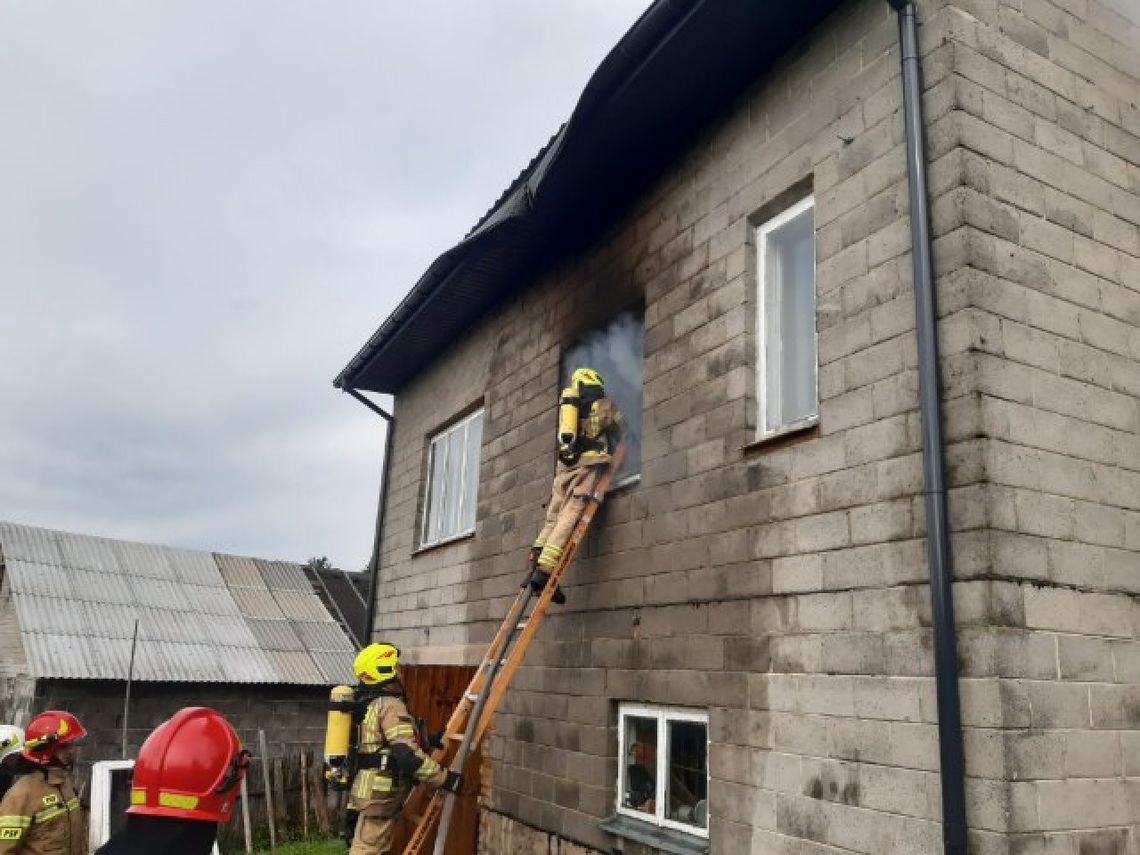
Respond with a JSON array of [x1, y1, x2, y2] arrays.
[[420, 408, 484, 548], [617, 703, 709, 838]]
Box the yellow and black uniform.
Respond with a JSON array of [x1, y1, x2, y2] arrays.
[[348, 693, 447, 855], [0, 768, 85, 855], [532, 394, 624, 573]]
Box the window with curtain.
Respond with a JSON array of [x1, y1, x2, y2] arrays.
[[756, 195, 818, 437], [420, 408, 484, 548]]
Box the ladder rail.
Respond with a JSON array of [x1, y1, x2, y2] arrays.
[[402, 447, 624, 855]]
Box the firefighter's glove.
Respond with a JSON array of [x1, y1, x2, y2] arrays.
[[441, 771, 463, 795], [428, 729, 445, 750]]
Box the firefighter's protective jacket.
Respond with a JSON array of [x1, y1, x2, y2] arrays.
[[0, 768, 85, 855], [571, 397, 624, 466], [348, 694, 446, 818]]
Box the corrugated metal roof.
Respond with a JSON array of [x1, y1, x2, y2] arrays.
[[232, 587, 286, 621], [214, 554, 266, 589], [113, 540, 179, 580], [0, 523, 63, 565], [0, 522, 355, 685], [248, 619, 305, 652], [294, 621, 356, 652], [267, 651, 324, 685], [259, 560, 313, 592], [273, 591, 331, 623], [310, 651, 356, 686], [58, 533, 120, 573]]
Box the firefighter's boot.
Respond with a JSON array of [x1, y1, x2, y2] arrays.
[[528, 569, 566, 605]]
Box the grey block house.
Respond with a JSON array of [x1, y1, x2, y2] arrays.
[[337, 0, 1139, 852]]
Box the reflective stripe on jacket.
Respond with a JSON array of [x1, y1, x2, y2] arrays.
[[348, 695, 446, 815], [0, 768, 85, 855]]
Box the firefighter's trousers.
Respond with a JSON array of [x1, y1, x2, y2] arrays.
[[349, 805, 400, 855], [534, 463, 605, 569]]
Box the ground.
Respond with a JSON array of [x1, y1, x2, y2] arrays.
[[251, 838, 342, 855]]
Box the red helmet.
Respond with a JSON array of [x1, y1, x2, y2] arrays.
[[129, 708, 249, 823], [22, 711, 86, 766]]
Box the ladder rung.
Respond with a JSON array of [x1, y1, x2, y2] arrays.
[[516, 621, 528, 629], [447, 733, 464, 741], [464, 691, 478, 701]]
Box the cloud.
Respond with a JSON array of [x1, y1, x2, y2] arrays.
[[0, 0, 649, 570]]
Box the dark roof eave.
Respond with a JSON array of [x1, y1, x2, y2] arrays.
[[337, 0, 847, 394]]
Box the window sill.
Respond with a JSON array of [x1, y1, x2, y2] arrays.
[[599, 815, 709, 855], [413, 530, 476, 556], [742, 417, 820, 455]]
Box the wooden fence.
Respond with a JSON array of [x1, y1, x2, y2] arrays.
[[217, 745, 348, 853]]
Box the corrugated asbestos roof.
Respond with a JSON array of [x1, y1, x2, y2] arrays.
[[0, 521, 355, 685], [335, 0, 847, 394]]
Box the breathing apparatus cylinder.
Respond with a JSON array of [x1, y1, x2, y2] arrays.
[[558, 385, 580, 458], [324, 685, 355, 789]]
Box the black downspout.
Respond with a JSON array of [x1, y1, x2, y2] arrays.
[[888, 2, 968, 853], [344, 387, 395, 644]]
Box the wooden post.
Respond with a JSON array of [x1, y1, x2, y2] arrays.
[[300, 751, 310, 839], [239, 775, 253, 854], [312, 762, 331, 835], [258, 730, 276, 851]]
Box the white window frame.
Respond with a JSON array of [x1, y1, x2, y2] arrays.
[[420, 408, 484, 549], [616, 703, 710, 839], [756, 194, 819, 440]]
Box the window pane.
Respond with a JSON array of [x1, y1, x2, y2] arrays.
[[427, 436, 449, 544], [666, 719, 708, 830], [561, 310, 643, 484], [621, 716, 658, 816], [761, 201, 817, 434], [461, 412, 484, 531], [443, 425, 465, 537], [423, 410, 485, 546]]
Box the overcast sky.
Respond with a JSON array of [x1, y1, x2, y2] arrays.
[[0, 1, 649, 572]]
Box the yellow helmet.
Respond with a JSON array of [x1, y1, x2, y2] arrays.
[[571, 367, 604, 391], [353, 643, 400, 685]]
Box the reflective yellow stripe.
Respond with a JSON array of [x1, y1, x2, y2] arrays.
[[130, 789, 146, 805], [34, 806, 66, 824], [370, 775, 394, 793], [415, 758, 441, 781], [0, 816, 31, 828], [354, 772, 371, 800], [383, 725, 415, 740], [158, 793, 199, 810]]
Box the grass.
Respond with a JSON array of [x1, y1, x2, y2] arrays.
[[250, 839, 343, 855]]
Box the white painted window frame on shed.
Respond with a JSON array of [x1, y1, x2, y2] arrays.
[[616, 703, 710, 839], [755, 195, 819, 439], [420, 408, 484, 549]]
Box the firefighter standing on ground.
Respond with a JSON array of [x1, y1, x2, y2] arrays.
[[0, 711, 86, 855], [347, 643, 461, 855], [525, 367, 624, 604]]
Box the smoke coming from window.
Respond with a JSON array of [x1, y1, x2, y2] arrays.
[[561, 309, 643, 485]]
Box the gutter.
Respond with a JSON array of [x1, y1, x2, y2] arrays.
[[343, 387, 395, 643], [887, 2, 968, 853]]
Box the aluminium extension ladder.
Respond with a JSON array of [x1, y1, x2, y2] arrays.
[[400, 446, 624, 855]]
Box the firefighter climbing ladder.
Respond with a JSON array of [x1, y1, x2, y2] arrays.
[[400, 446, 624, 855]]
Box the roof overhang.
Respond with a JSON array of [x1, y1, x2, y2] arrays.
[[336, 0, 847, 394]]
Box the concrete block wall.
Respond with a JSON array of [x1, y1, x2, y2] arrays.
[[371, 0, 1138, 852], [33, 679, 331, 785], [924, 0, 1140, 850]]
